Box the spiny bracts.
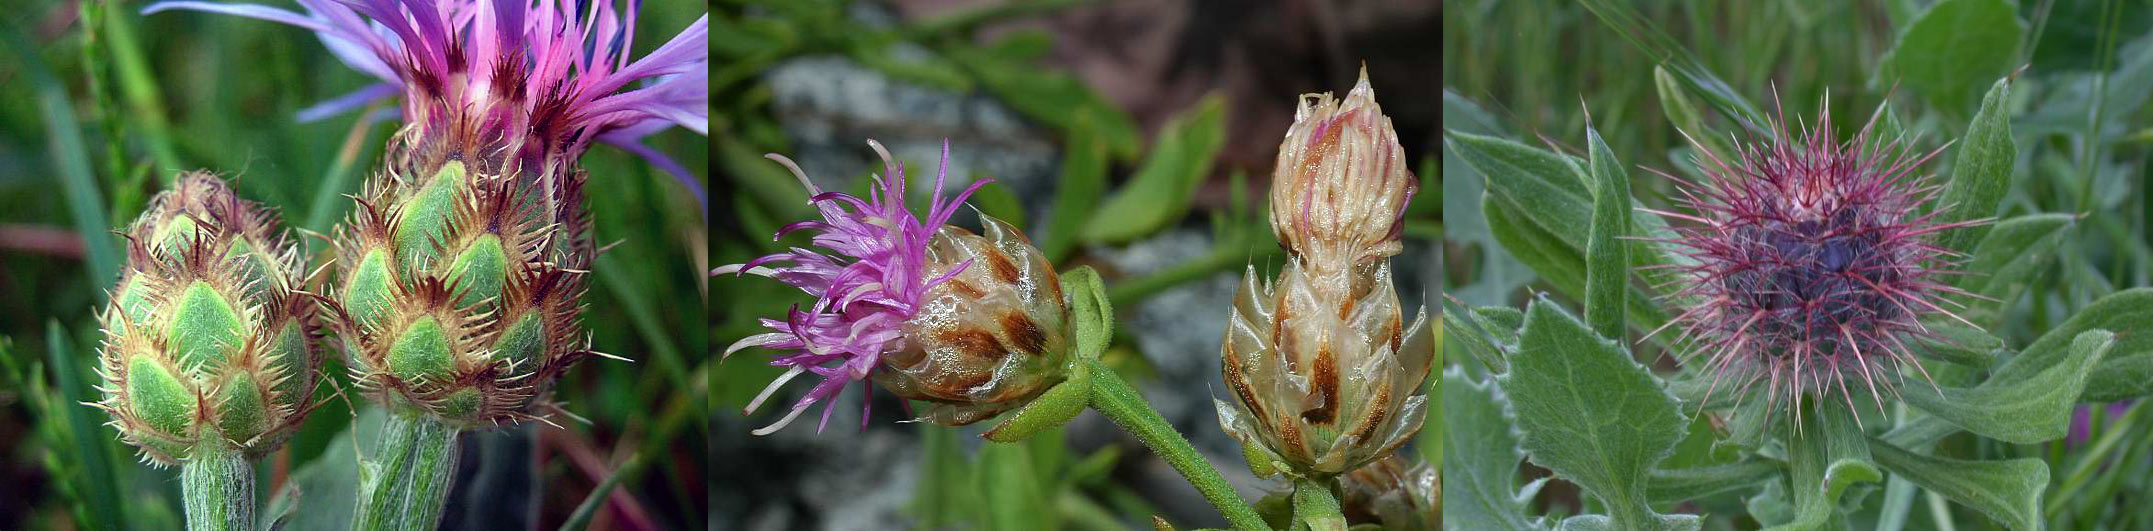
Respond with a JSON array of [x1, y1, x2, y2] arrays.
[[1646, 103, 1984, 424], [96, 172, 324, 464]]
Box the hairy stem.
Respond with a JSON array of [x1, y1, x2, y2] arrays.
[[356, 412, 464, 531], [181, 449, 255, 531], [1292, 478, 1346, 531], [1085, 358, 1267, 530]]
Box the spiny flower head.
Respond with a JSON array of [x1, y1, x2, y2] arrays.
[[717, 141, 1076, 435], [1648, 103, 1982, 423], [144, 0, 710, 207], [1270, 67, 1417, 271], [97, 173, 324, 464]]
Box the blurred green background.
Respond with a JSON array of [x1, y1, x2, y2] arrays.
[[0, 0, 707, 528], [1445, 0, 2153, 528]]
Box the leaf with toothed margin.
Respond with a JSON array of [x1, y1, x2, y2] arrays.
[[1901, 330, 2112, 444], [1503, 298, 1691, 530], [1871, 437, 2047, 530], [1443, 297, 1520, 373], [1443, 366, 1544, 531]]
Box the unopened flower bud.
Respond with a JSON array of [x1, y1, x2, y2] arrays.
[[333, 156, 607, 429], [1269, 67, 1417, 267], [97, 172, 323, 463], [1215, 260, 1433, 477]]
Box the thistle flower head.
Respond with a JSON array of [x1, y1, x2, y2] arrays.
[[1654, 103, 1979, 422], [144, 0, 710, 206], [1270, 67, 1417, 269], [716, 141, 1073, 435], [97, 173, 323, 464]]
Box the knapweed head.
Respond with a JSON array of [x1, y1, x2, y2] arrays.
[[1270, 67, 1417, 269], [97, 172, 323, 464], [1215, 260, 1434, 478], [329, 159, 605, 429], [1339, 455, 1440, 530], [718, 141, 1075, 434], [1654, 103, 1979, 422], [144, 0, 710, 207]]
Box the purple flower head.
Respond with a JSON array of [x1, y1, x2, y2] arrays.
[[143, 0, 709, 209], [1645, 98, 1985, 426], [714, 140, 990, 435]]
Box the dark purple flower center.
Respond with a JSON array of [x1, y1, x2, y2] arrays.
[[1719, 204, 1904, 358]]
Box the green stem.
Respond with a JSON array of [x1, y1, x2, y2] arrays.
[[1084, 359, 1267, 530], [1291, 478, 1345, 531], [181, 449, 255, 531], [356, 412, 463, 531]]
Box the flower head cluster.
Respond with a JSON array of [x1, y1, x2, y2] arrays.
[[1650, 104, 1981, 421], [1217, 70, 1433, 478], [96, 173, 324, 464], [145, 0, 709, 206], [719, 141, 1019, 434]]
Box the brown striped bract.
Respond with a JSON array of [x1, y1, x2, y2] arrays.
[[874, 215, 1073, 426]]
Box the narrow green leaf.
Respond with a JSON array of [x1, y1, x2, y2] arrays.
[[1442, 297, 1517, 373], [1958, 213, 2072, 297], [45, 322, 125, 531], [1990, 288, 2153, 385], [1443, 367, 1543, 531], [558, 455, 641, 531], [1483, 195, 1670, 338], [1503, 298, 1689, 530], [1904, 330, 2111, 443], [1907, 317, 2004, 366], [948, 46, 1140, 159], [980, 440, 1056, 530], [1448, 132, 1689, 302], [1647, 460, 1779, 504], [1040, 112, 1109, 261], [1584, 126, 1631, 340], [1870, 438, 2046, 531], [1079, 95, 1227, 243], [1880, 1, 2024, 119], [1935, 78, 2019, 254], [9, 22, 121, 290]]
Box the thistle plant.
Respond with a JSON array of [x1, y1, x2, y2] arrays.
[[95, 172, 323, 531], [145, 1, 707, 529], [1444, 47, 2136, 526]]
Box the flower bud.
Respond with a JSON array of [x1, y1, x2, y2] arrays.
[[873, 215, 1072, 426], [96, 172, 322, 464], [332, 156, 606, 429], [1269, 67, 1417, 267], [1215, 260, 1432, 477], [1339, 455, 1439, 529]]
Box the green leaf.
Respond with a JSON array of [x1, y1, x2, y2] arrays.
[[980, 439, 1056, 530], [1502, 298, 1689, 530], [1870, 437, 2047, 531], [1907, 317, 2004, 366], [1880, 0, 2024, 119], [1647, 460, 1778, 504], [1991, 288, 2153, 386], [1443, 297, 1519, 373], [1557, 514, 1701, 531], [1291, 479, 1346, 531], [1443, 367, 1543, 531], [1079, 95, 1227, 243], [946, 47, 1141, 160], [1901, 329, 2112, 444], [280, 408, 385, 530], [1934, 78, 2019, 255], [1039, 111, 1109, 262], [1482, 194, 1670, 339], [1584, 125, 1631, 340], [1958, 213, 2072, 297], [1766, 406, 1880, 531], [1060, 266, 1112, 360]]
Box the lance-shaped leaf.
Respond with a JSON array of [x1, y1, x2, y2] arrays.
[[1934, 78, 2020, 255], [1765, 406, 1880, 531], [1503, 298, 1689, 530], [1992, 289, 2153, 385], [1871, 437, 2047, 531], [1483, 194, 1670, 338], [1443, 297, 1522, 373], [1584, 125, 1631, 340], [1901, 330, 2113, 444]]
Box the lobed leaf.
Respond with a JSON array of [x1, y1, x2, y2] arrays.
[[1502, 298, 1689, 530], [1442, 367, 1543, 531]]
